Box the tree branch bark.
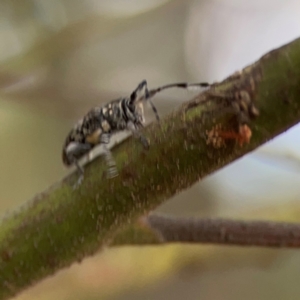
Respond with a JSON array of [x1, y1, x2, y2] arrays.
[[111, 214, 300, 248], [1, 37, 300, 300]]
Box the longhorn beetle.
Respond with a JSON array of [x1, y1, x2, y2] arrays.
[[62, 80, 210, 186]]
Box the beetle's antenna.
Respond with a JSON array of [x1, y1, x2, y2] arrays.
[[145, 82, 210, 121]]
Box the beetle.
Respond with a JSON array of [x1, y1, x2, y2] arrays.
[[62, 80, 210, 186]]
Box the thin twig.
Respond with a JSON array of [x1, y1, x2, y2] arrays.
[[139, 214, 300, 248]]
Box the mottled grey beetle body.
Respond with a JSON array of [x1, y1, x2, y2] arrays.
[[62, 98, 139, 165], [63, 80, 209, 185]]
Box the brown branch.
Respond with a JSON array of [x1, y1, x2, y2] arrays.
[[112, 214, 300, 248]]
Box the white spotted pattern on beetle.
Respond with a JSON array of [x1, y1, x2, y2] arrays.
[[62, 80, 210, 187]]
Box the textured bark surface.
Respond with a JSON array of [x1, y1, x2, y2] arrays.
[[1, 37, 300, 300]]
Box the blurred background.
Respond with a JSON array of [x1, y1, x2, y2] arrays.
[[1, 0, 300, 299]]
